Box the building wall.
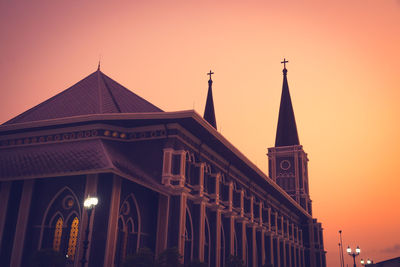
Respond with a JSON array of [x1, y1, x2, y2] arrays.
[[0, 123, 325, 267]]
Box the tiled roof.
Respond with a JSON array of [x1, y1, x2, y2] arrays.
[[0, 140, 111, 178], [0, 139, 157, 185], [4, 69, 162, 125]]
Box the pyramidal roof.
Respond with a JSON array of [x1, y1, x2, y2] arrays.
[[275, 67, 300, 147], [203, 73, 217, 129], [4, 68, 163, 125]]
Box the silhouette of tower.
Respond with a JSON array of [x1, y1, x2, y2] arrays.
[[203, 70, 217, 129], [268, 60, 312, 214]]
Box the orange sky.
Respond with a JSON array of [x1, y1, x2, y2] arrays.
[[1, 0, 399, 266]]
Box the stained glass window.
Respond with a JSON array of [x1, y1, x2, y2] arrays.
[[53, 217, 63, 251], [67, 217, 79, 260]]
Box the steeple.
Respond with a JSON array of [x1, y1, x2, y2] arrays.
[[203, 70, 217, 129], [275, 59, 300, 147]]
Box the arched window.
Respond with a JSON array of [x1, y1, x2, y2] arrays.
[[115, 194, 141, 266], [67, 217, 79, 260], [39, 186, 81, 264], [53, 217, 63, 251]]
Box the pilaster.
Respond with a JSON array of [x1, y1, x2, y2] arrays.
[[156, 194, 170, 255], [0, 182, 11, 252], [260, 230, 266, 266], [265, 232, 274, 266], [10, 179, 34, 267]]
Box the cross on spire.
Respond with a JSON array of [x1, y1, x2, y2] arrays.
[[281, 58, 289, 69], [207, 70, 214, 80]]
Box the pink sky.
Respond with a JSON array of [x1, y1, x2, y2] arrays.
[[1, 0, 400, 266]]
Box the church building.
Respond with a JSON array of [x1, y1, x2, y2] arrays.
[[0, 63, 326, 267]]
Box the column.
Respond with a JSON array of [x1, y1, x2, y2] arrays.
[[293, 245, 298, 267], [209, 208, 221, 267], [222, 215, 235, 258], [0, 182, 11, 251], [76, 174, 98, 266], [168, 193, 187, 260], [103, 176, 122, 266], [193, 162, 206, 261], [236, 220, 246, 263], [265, 232, 274, 266], [296, 246, 301, 267], [10, 179, 34, 267], [247, 226, 256, 267], [273, 236, 280, 267], [281, 240, 286, 267], [260, 230, 266, 266], [155, 194, 170, 256], [287, 243, 292, 267]]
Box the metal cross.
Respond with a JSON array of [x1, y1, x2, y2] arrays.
[[281, 58, 289, 68], [207, 70, 214, 80]]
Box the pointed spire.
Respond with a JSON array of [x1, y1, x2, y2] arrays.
[[275, 59, 300, 147], [203, 70, 217, 129], [97, 60, 101, 71]]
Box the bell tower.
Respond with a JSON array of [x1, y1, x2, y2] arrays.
[[267, 59, 312, 214]]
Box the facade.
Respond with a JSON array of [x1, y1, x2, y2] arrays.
[[0, 65, 326, 267]]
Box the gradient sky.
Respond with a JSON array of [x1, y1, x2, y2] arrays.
[[1, 0, 399, 266]]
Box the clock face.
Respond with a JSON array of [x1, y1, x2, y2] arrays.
[[280, 160, 291, 170]]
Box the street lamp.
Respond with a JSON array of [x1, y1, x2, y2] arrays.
[[361, 258, 373, 265], [80, 196, 98, 267], [347, 246, 361, 267]]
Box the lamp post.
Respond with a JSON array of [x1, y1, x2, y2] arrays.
[[80, 196, 98, 267], [339, 230, 345, 267], [347, 246, 361, 267], [361, 258, 373, 265]]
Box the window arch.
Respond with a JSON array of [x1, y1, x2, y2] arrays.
[[115, 194, 141, 266], [39, 186, 81, 263]]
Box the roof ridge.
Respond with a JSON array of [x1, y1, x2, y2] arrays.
[[98, 139, 117, 170], [101, 73, 163, 112], [99, 71, 121, 113], [97, 69, 103, 113]]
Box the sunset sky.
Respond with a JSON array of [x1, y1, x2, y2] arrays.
[[1, 0, 399, 266]]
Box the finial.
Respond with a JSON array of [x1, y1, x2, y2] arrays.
[[207, 70, 214, 81], [98, 53, 102, 71]]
